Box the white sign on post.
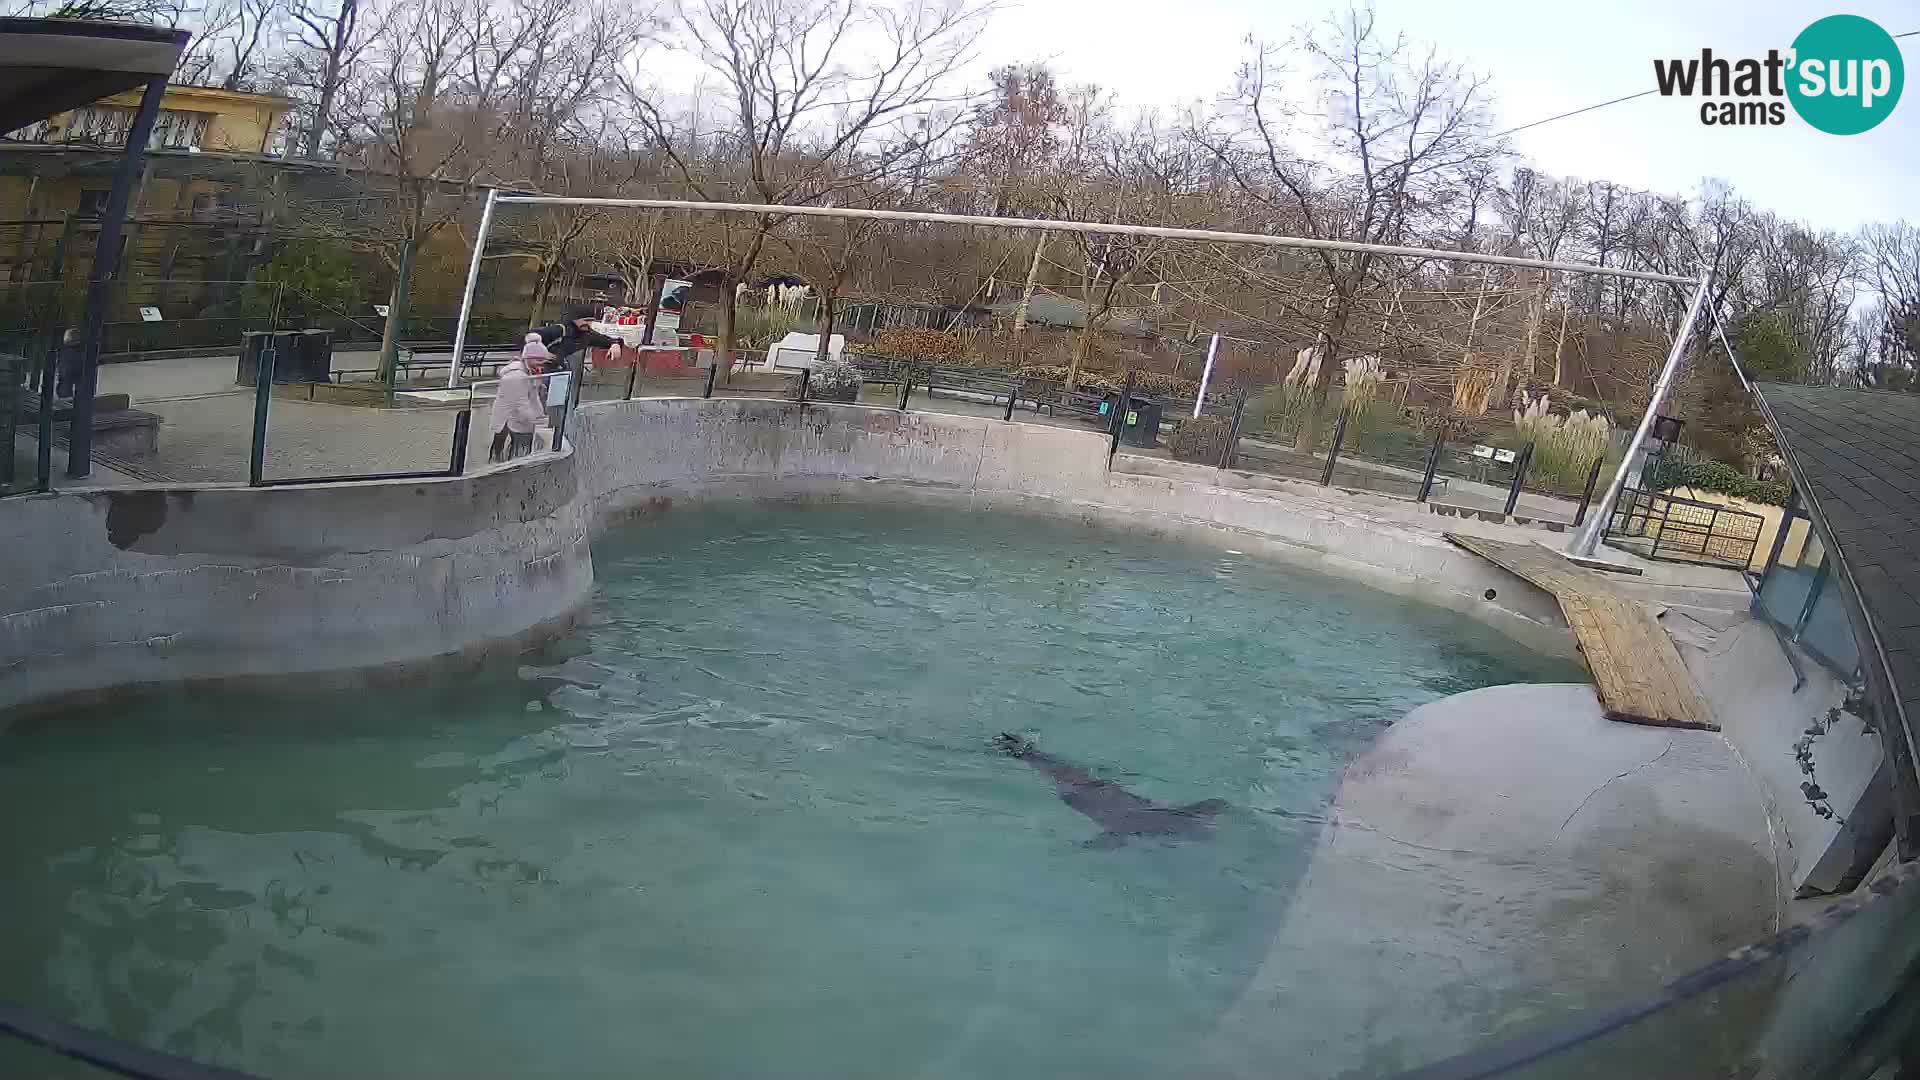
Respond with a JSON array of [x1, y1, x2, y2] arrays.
[[373, 304, 391, 318], [138, 306, 162, 322]]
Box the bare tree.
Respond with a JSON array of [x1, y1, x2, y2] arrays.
[[174, 0, 281, 89], [322, 0, 538, 381], [621, 0, 991, 381], [1198, 7, 1500, 446], [283, 0, 369, 158]]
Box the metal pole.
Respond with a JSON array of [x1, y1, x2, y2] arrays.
[[795, 367, 810, 404], [1218, 389, 1247, 470], [1569, 271, 1712, 557], [1320, 409, 1350, 486], [1108, 370, 1137, 460], [898, 369, 913, 410], [1193, 332, 1219, 418], [490, 196, 1696, 286], [1003, 378, 1019, 421], [69, 74, 167, 478], [1417, 430, 1446, 503], [448, 409, 471, 475], [703, 363, 718, 398], [1504, 442, 1535, 517], [446, 187, 498, 389], [1572, 456, 1606, 527], [249, 346, 275, 486], [35, 337, 57, 492], [625, 274, 667, 401]]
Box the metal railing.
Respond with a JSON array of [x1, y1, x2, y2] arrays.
[[1604, 487, 1765, 570]]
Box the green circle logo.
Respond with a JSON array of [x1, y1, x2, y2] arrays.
[[1787, 15, 1904, 135]]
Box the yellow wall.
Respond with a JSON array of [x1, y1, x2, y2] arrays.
[[36, 84, 290, 155]]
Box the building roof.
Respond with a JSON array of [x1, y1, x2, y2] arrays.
[[1756, 381, 1920, 852], [0, 18, 188, 134]]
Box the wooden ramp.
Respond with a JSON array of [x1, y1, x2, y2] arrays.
[[1447, 534, 1717, 731]]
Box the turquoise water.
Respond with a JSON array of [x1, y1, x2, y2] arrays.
[[0, 504, 1577, 1078]]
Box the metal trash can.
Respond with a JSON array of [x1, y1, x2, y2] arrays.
[[236, 331, 265, 386], [295, 328, 334, 383], [1121, 395, 1162, 448]]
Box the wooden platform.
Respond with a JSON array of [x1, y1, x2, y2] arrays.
[[1448, 534, 1717, 731]]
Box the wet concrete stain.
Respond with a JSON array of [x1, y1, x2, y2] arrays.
[[104, 490, 185, 549]]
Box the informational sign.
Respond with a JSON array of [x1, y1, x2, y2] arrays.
[[373, 304, 391, 318], [138, 306, 162, 322], [652, 278, 692, 339], [1471, 445, 1519, 464]]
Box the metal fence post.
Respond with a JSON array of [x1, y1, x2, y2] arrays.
[[1003, 378, 1019, 421], [898, 368, 913, 410], [795, 367, 811, 403], [248, 346, 275, 486], [1319, 408, 1351, 486], [703, 363, 718, 398], [626, 274, 666, 401], [1107, 370, 1137, 460], [1217, 388, 1248, 470], [448, 409, 472, 475], [1572, 457, 1606, 527], [1417, 430, 1446, 502], [1503, 442, 1535, 516]]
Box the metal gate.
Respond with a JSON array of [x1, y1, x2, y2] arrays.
[[1605, 488, 1765, 570]]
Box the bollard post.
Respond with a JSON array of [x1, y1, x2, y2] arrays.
[[449, 409, 471, 475], [1319, 408, 1350, 486], [1004, 378, 1019, 421], [1572, 456, 1606, 527], [703, 363, 718, 399], [898, 368, 913, 410], [1417, 429, 1446, 502], [1217, 387, 1248, 470], [795, 367, 811, 404], [248, 346, 275, 486], [1503, 442, 1535, 517], [1107, 370, 1137, 460]]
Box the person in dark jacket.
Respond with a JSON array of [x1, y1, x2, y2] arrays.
[[55, 328, 84, 402], [535, 305, 622, 364]]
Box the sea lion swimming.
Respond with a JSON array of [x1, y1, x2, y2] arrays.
[[992, 733, 1228, 848]]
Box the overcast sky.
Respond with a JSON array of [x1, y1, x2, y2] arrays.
[[970, 0, 1917, 233]]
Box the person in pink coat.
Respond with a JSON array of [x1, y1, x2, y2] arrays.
[[489, 335, 551, 461]]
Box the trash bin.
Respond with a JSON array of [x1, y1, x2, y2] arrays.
[[1122, 395, 1162, 448], [236, 331, 268, 386], [269, 331, 302, 383], [295, 328, 334, 383]]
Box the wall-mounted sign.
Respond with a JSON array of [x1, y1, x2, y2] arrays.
[[138, 306, 162, 322], [373, 304, 391, 318]]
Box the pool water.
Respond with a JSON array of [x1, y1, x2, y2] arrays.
[[0, 504, 1578, 1079]]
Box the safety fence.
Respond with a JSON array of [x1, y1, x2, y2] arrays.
[[1603, 487, 1767, 571]]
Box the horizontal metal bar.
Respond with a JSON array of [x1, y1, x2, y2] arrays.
[[253, 468, 463, 487], [0, 1001, 263, 1080], [490, 196, 1696, 285]]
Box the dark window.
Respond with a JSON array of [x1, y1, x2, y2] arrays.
[[75, 189, 111, 218]]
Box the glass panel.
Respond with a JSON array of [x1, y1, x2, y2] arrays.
[[1398, 863, 1920, 1080], [1758, 530, 1825, 631], [1799, 574, 1862, 674]]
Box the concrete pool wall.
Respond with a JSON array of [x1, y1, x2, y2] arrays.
[[0, 446, 592, 713], [570, 397, 1576, 657], [0, 395, 1573, 713]]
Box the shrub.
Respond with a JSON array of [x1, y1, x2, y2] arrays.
[[1513, 394, 1613, 493], [1167, 415, 1233, 464], [1646, 445, 1789, 506], [810, 357, 863, 402], [1008, 366, 1199, 398], [859, 327, 970, 362]]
